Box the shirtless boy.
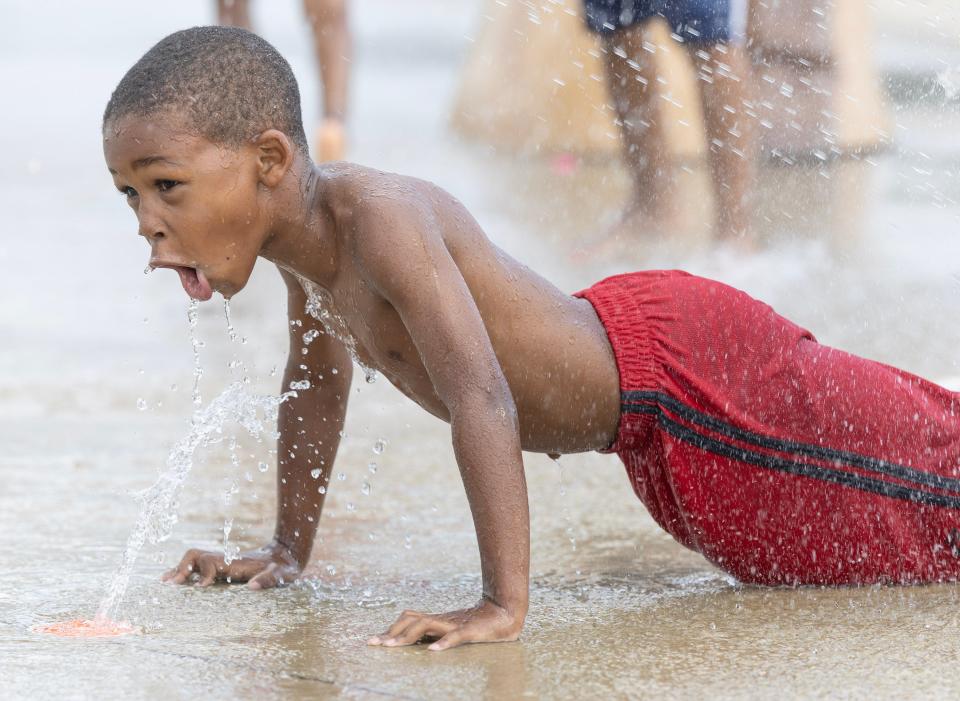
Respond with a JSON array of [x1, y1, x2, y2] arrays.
[[104, 28, 960, 651]]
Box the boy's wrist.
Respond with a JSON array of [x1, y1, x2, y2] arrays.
[[484, 587, 529, 619], [269, 535, 310, 568]]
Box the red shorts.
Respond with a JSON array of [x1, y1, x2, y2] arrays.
[[576, 270, 960, 585]]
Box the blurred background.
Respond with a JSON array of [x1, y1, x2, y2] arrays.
[[4, 1, 960, 698]]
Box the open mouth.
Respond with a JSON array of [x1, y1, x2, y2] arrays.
[[149, 261, 214, 301]]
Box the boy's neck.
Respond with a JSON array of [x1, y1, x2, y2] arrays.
[[259, 160, 336, 283]]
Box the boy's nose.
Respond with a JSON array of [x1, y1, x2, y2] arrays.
[[138, 225, 165, 241]]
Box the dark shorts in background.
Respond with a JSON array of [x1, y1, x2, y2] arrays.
[[583, 0, 744, 44]]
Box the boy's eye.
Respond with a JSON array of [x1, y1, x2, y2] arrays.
[[156, 179, 179, 193], [119, 186, 138, 199]]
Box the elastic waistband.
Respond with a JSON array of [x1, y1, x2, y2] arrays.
[[574, 270, 688, 452]]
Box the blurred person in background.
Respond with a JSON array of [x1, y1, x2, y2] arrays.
[[217, 0, 350, 161], [585, 0, 755, 243]]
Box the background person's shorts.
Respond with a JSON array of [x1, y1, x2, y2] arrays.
[[583, 0, 747, 45]]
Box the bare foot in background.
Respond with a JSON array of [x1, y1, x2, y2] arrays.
[[315, 117, 346, 162], [569, 204, 670, 264]]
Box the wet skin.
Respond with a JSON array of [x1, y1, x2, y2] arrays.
[[103, 113, 621, 650]]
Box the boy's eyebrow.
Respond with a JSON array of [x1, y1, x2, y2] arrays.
[[130, 155, 181, 170], [107, 155, 182, 174]]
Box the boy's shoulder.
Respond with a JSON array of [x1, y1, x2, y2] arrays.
[[318, 162, 434, 202], [316, 162, 453, 240]]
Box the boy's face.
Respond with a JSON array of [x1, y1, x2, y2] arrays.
[[103, 113, 268, 300]]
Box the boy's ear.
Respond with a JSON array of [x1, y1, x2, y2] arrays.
[[253, 129, 295, 188]]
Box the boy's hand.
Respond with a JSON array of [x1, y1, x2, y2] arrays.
[[161, 541, 301, 589], [366, 598, 523, 651]]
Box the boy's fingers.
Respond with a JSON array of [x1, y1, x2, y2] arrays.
[[165, 560, 195, 585], [428, 629, 465, 651], [248, 563, 285, 590], [163, 550, 203, 584], [196, 557, 219, 587], [382, 618, 427, 646], [382, 612, 420, 640], [387, 618, 447, 647]]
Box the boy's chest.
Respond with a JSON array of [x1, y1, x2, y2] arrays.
[[297, 275, 435, 396]]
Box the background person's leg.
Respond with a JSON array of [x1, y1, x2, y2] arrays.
[[303, 0, 350, 161], [688, 42, 754, 241], [216, 0, 252, 30], [602, 24, 675, 232]]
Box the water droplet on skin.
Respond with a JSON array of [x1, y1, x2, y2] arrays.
[[258, 461, 269, 473], [318, 485, 326, 494], [310, 468, 321, 479], [331, 368, 339, 375], [289, 379, 311, 391], [144, 265, 154, 275]]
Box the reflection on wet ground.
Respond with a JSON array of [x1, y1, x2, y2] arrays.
[[4, 1, 960, 698]]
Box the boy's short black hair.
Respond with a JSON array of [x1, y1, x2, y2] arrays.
[[103, 26, 309, 153]]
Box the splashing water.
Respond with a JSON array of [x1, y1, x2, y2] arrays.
[[223, 298, 238, 343], [92, 301, 294, 621], [295, 274, 380, 383], [188, 300, 204, 405], [552, 457, 577, 552], [938, 66, 960, 101], [94, 381, 295, 621], [220, 299, 254, 564]]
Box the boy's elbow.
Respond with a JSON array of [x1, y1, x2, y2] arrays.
[[452, 383, 518, 429]]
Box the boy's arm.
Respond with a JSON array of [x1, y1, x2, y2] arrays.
[[163, 269, 352, 588], [357, 195, 529, 651], [269, 269, 353, 579]]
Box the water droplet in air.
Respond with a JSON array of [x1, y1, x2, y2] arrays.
[[361, 481, 371, 495], [337, 472, 346, 481], [346, 502, 356, 512], [367, 462, 378, 475], [258, 461, 269, 473], [136, 398, 147, 411], [372, 439, 386, 455]]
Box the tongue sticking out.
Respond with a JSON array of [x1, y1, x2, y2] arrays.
[[174, 266, 214, 301]]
